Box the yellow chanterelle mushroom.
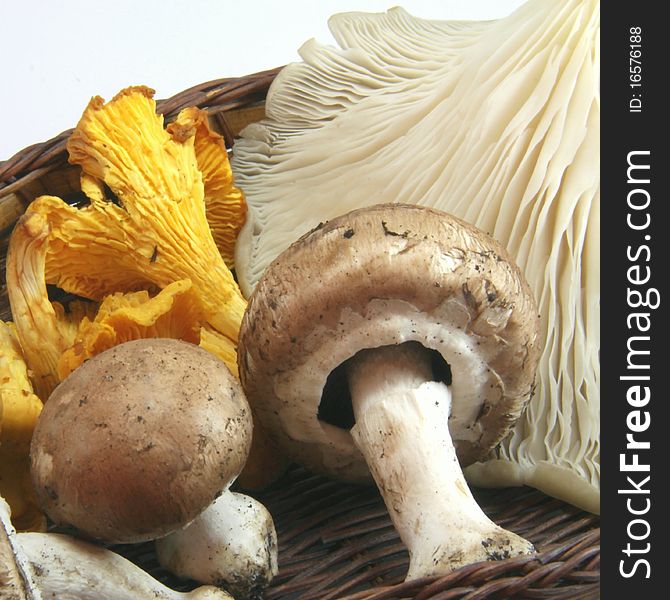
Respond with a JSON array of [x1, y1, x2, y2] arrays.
[[6, 210, 97, 401], [9, 87, 246, 382], [169, 107, 247, 269], [56, 280, 205, 380], [6, 86, 285, 494], [0, 321, 45, 532]]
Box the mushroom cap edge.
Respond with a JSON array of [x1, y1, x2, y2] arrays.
[[238, 204, 541, 481]]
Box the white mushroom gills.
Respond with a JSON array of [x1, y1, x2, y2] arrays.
[[347, 342, 534, 579], [232, 0, 600, 514]]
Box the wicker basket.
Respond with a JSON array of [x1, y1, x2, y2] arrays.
[[0, 69, 600, 600]]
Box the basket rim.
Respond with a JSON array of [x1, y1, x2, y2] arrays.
[[0, 66, 282, 199]]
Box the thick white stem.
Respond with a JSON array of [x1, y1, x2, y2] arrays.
[[1, 495, 230, 600], [156, 489, 278, 600], [19, 534, 233, 600], [348, 343, 534, 580]]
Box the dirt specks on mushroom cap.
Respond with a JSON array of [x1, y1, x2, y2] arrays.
[[238, 204, 540, 481], [30, 338, 252, 543]]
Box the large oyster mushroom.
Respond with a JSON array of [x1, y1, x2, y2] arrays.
[[231, 0, 600, 513]]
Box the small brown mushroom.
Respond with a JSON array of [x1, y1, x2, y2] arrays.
[[30, 338, 252, 544], [238, 203, 541, 579]]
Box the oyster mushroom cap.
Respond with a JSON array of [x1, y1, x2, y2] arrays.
[[1, 496, 31, 599], [30, 338, 252, 544], [238, 203, 540, 479], [232, 0, 600, 513]]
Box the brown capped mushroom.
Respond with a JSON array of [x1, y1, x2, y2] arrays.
[[30, 338, 252, 544], [238, 204, 541, 579]]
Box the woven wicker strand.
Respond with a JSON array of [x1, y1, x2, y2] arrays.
[[249, 468, 600, 600], [0, 69, 600, 599]]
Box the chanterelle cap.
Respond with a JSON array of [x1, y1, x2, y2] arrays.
[[238, 203, 540, 481]]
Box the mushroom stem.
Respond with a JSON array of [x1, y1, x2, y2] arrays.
[[347, 342, 534, 580], [1, 496, 232, 600], [156, 489, 278, 600], [15, 534, 233, 600]]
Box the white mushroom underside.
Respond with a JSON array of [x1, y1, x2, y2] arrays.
[[232, 0, 600, 513], [270, 299, 500, 479]]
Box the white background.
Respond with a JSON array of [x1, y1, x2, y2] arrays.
[[1, 0, 526, 161]]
